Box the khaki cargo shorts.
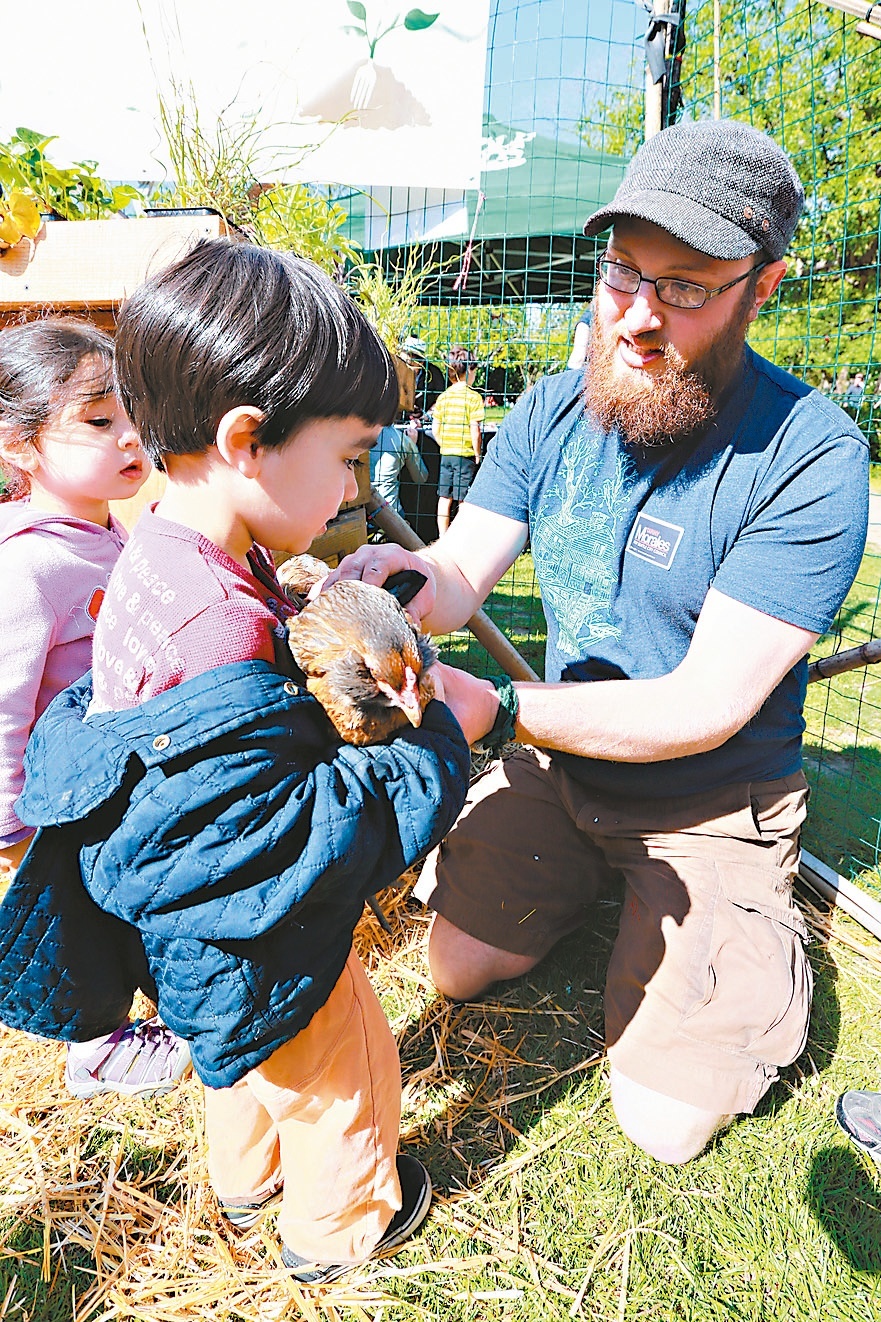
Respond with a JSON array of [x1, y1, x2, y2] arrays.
[[415, 747, 811, 1115]]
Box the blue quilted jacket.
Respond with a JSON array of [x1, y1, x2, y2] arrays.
[[0, 661, 470, 1087]]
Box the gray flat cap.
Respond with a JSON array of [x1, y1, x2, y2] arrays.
[[583, 119, 804, 262]]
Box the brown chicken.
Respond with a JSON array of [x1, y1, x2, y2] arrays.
[[275, 552, 330, 602], [282, 563, 437, 746]]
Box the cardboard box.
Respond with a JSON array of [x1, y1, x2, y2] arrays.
[[393, 354, 415, 412]]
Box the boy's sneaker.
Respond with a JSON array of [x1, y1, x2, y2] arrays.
[[65, 1018, 191, 1099], [280, 1154, 432, 1285], [220, 1187, 283, 1229], [835, 1090, 881, 1162]]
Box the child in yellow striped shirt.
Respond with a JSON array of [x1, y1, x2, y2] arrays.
[[432, 347, 483, 534]]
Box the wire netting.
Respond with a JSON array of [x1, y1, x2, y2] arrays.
[[345, 0, 881, 895], [672, 0, 881, 895]]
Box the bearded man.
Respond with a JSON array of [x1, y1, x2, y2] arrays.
[[331, 120, 869, 1162]]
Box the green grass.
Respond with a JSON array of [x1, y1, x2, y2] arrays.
[[435, 551, 547, 678], [373, 911, 881, 1322], [869, 464, 881, 496]]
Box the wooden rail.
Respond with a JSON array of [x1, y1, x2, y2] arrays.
[[807, 638, 881, 684], [815, 0, 881, 37], [367, 491, 541, 682]]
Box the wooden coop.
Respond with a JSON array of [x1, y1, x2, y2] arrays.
[[0, 211, 415, 566]]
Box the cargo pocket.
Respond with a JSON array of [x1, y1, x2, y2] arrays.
[[680, 863, 812, 1066]]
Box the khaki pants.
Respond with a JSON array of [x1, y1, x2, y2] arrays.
[[204, 948, 402, 1263], [416, 747, 811, 1115]]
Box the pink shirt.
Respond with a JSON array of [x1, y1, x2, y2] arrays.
[[0, 502, 127, 845], [90, 509, 293, 712]]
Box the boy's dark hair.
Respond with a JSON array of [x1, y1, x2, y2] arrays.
[[447, 345, 478, 383], [0, 317, 114, 499], [114, 239, 399, 470]]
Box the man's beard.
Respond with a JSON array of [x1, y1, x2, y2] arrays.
[[583, 298, 751, 447]]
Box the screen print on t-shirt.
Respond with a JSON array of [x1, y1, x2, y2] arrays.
[[465, 354, 868, 796]]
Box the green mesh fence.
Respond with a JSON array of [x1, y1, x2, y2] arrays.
[[678, 0, 881, 896], [343, 0, 647, 678], [344, 0, 881, 896]]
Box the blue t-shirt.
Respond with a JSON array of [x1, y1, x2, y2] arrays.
[[466, 348, 869, 797]]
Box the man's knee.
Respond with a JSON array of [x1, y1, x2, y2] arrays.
[[610, 1067, 735, 1165], [427, 914, 538, 1001]]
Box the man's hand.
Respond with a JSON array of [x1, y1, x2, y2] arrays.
[[431, 662, 499, 746], [321, 545, 437, 623]]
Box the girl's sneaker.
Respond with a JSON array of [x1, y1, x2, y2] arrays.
[[64, 1018, 191, 1098], [835, 1090, 881, 1162], [280, 1154, 432, 1285]]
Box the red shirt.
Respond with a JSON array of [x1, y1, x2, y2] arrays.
[[91, 509, 293, 712]]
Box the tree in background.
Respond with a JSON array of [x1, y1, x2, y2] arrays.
[[577, 0, 880, 455], [409, 302, 574, 404]]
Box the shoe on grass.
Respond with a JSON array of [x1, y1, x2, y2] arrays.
[[65, 1018, 191, 1099], [220, 1186, 283, 1229], [835, 1090, 881, 1162], [280, 1153, 432, 1284]]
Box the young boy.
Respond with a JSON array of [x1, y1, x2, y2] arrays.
[[0, 239, 473, 1282]]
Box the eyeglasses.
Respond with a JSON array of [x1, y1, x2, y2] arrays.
[[596, 254, 768, 310]]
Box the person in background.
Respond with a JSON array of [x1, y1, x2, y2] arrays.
[[567, 306, 593, 369], [0, 242, 479, 1284], [432, 346, 484, 535], [0, 317, 191, 1099], [396, 337, 443, 540], [398, 336, 445, 417], [369, 422, 427, 518]]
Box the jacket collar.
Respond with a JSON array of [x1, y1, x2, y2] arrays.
[[19, 661, 307, 826]]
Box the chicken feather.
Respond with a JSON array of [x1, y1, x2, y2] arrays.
[[285, 576, 437, 746]]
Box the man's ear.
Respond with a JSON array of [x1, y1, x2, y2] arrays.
[[215, 406, 266, 477], [748, 259, 787, 322]]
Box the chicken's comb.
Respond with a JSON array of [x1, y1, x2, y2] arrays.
[[383, 570, 428, 607]]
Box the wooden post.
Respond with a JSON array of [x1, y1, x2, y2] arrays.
[[713, 0, 722, 118], [645, 0, 673, 141], [807, 637, 881, 683], [367, 491, 541, 683]]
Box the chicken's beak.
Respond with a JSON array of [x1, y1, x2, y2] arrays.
[[376, 667, 424, 727]]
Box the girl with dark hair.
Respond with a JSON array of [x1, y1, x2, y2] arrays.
[[0, 317, 191, 1098]]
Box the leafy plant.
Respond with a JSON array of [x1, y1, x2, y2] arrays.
[[343, 2, 439, 58], [349, 245, 440, 353], [154, 78, 266, 231], [0, 189, 40, 251], [155, 77, 361, 277], [254, 184, 361, 276], [0, 126, 142, 222]]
